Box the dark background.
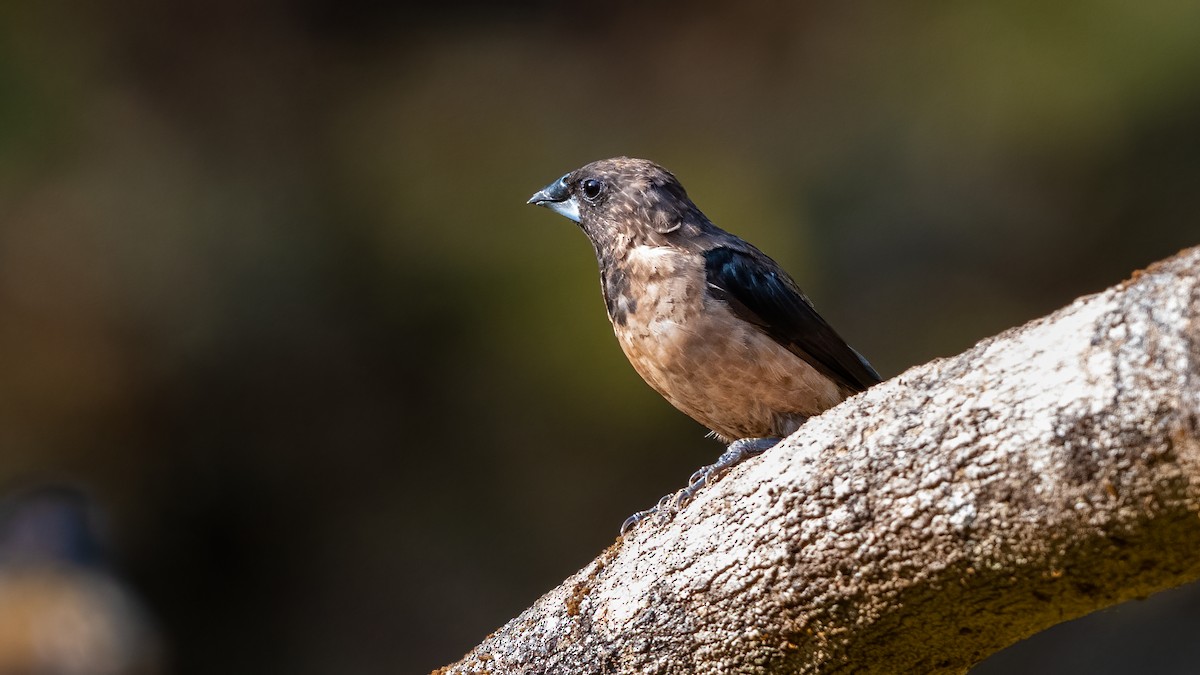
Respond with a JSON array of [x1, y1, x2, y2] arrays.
[[1, 1, 1198, 673]]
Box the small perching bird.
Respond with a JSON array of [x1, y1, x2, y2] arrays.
[[528, 157, 881, 532], [0, 484, 163, 675]]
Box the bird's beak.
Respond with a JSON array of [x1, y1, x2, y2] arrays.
[[527, 173, 581, 223]]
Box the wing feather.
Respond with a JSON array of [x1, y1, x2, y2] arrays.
[[703, 246, 881, 392]]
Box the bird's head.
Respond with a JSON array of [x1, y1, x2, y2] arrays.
[[528, 157, 709, 247]]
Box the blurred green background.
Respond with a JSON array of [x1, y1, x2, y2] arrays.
[[0, 1, 1198, 673]]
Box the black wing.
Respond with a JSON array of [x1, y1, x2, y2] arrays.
[[703, 246, 881, 392]]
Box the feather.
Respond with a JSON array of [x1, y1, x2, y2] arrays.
[[703, 246, 881, 392]]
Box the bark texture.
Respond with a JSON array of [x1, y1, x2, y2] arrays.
[[438, 246, 1200, 675]]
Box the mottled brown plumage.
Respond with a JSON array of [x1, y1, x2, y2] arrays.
[[528, 157, 880, 530], [529, 157, 878, 441]]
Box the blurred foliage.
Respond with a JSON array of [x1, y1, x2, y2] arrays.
[[0, 1, 1198, 673]]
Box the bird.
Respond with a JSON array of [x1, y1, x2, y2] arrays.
[[527, 157, 881, 533], [0, 484, 164, 675]]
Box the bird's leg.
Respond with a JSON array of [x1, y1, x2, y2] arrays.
[[676, 436, 782, 506], [619, 436, 782, 535]]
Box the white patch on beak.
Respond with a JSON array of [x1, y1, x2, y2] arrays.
[[544, 195, 581, 223]]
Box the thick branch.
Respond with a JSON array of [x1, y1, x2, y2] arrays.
[[439, 246, 1200, 674]]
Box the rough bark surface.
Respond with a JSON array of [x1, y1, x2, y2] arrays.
[[438, 246, 1200, 675]]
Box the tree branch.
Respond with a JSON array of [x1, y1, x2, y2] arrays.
[[438, 246, 1200, 675]]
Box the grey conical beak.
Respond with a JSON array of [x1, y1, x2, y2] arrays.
[[527, 173, 581, 223]]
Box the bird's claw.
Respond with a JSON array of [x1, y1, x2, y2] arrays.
[[619, 437, 783, 536], [620, 509, 656, 535], [619, 492, 683, 536]]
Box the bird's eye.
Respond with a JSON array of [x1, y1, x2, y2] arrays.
[[580, 178, 603, 202]]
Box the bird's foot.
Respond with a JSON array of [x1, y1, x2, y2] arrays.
[[619, 436, 782, 535], [619, 489, 685, 535], [677, 436, 781, 506]]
